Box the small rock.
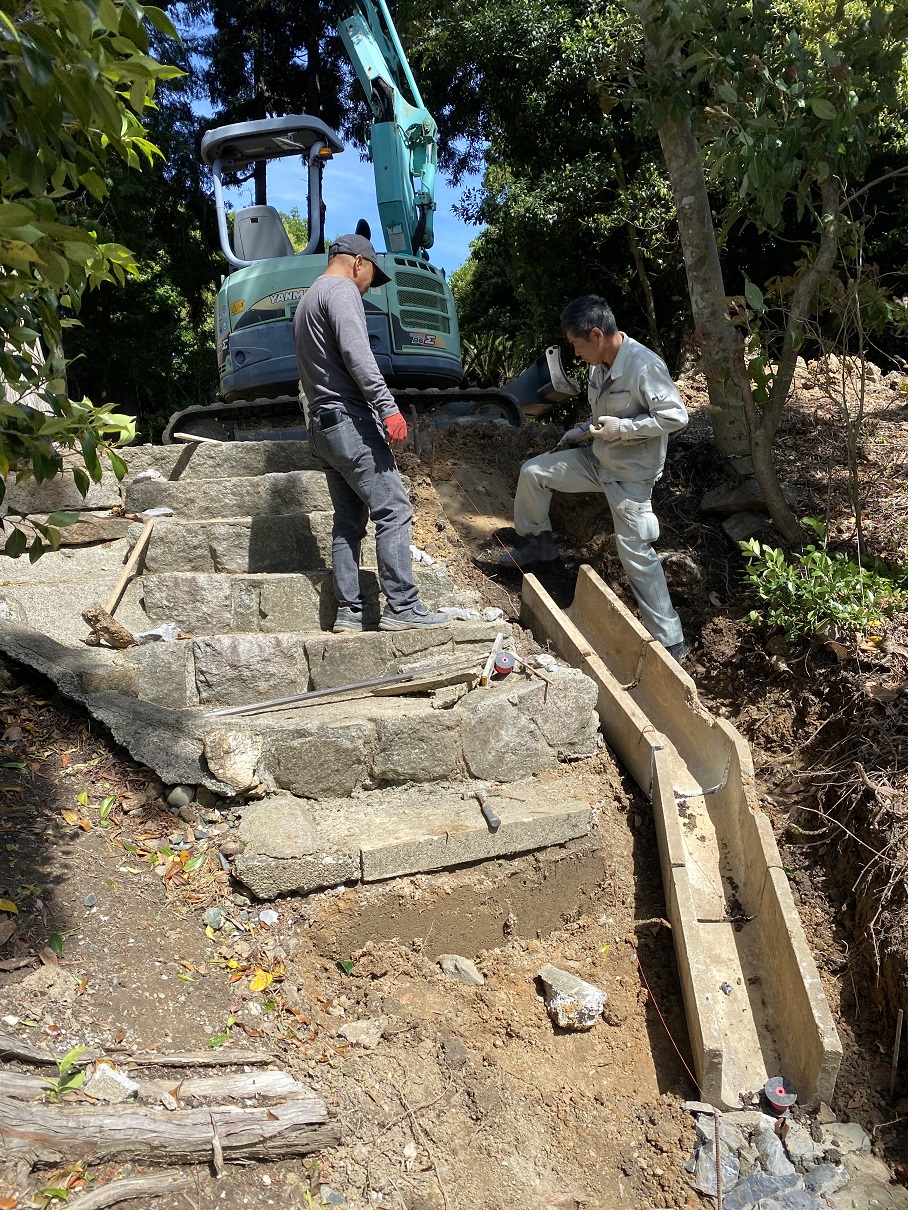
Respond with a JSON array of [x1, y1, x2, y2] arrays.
[[537, 964, 607, 1031], [338, 1018, 387, 1049], [195, 827, 210, 840], [755, 1126, 797, 1176], [804, 1164, 848, 1196], [84, 1062, 139, 1104], [819, 1122, 870, 1155], [816, 1102, 837, 1124], [438, 954, 485, 987], [692, 1140, 740, 1197], [166, 785, 196, 809], [219, 837, 246, 858], [784, 1120, 826, 1170], [82, 893, 97, 908], [722, 510, 776, 544], [203, 906, 226, 931], [319, 1189, 347, 1207], [196, 786, 218, 809], [178, 803, 199, 824], [683, 1100, 718, 1115], [723, 1170, 800, 1210]]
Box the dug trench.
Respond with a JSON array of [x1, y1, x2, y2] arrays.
[[0, 362, 906, 1207]]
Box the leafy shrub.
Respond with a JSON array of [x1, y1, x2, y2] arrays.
[[740, 525, 906, 642]]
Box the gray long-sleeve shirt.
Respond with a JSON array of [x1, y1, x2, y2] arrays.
[[587, 334, 688, 483], [293, 274, 398, 423]]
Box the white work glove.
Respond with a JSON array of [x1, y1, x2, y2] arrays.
[[589, 414, 621, 442], [556, 425, 590, 449]]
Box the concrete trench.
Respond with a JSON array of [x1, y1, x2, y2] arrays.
[[0, 439, 842, 1111], [521, 566, 842, 1110]]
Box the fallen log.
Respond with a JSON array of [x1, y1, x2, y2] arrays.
[[66, 1170, 192, 1210], [0, 1094, 339, 1166], [0, 1032, 277, 1068], [0, 1069, 309, 1105]]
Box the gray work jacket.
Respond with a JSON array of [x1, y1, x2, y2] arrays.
[[587, 334, 688, 483]]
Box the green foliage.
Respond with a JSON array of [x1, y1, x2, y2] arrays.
[[280, 207, 309, 253], [44, 1044, 86, 1101], [0, 0, 180, 555], [461, 331, 536, 387], [740, 526, 906, 642]]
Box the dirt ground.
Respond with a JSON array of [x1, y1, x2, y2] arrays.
[[0, 357, 907, 1207]]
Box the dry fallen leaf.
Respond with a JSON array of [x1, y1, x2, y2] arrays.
[[825, 640, 851, 662], [0, 955, 34, 971], [864, 680, 905, 703], [0, 1196, 18, 1209], [0, 920, 15, 948], [39, 946, 59, 966], [248, 968, 273, 993]]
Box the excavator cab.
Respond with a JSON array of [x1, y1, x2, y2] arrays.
[[194, 113, 467, 418]]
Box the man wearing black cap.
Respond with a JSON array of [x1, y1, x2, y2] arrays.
[[294, 233, 450, 633]]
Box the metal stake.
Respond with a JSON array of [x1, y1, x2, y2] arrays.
[[890, 1008, 903, 1103]]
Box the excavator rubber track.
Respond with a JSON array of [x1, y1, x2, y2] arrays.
[[162, 388, 523, 444]]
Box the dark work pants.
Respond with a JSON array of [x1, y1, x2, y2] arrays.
[[308, 411, 419, 611]]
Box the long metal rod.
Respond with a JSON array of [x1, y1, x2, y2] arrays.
[[205, 658, 477, 718], [890, 1008, 903, 1102]]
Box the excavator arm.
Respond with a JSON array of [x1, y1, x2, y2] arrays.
[[339, 0, 437, 255]]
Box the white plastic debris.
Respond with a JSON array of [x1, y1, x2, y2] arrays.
[[438, 607, 481, 621], [537, 964, 607, 1031], [141, 505, 173, 517], [481, 607, 505, 621], [409, 544, 435, 565], [529, 653, 558, 672], [132, 622, 180, 644], [133, 468, 164, 483], [259, 909, 279, 926]]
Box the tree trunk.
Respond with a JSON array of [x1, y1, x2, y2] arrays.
[[640, 2, 750, 470]]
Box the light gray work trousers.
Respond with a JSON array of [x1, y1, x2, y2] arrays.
[[308, 409, 419, 612], [513, 445, 684, 647]]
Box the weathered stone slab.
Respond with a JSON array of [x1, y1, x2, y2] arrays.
[[320, 785, 591, 881], [3, 468, 120, 514], [136, 513, 369, 575], [121, 641, 193, 707], [261, 718, 375, 799], [139, 566, 465, 635], [457, 681, 559, 781], [125, 470, 333, 519], [304, 633, 396, 690], [193, 633, 308, 707], [232, 794, 361, 897], [514, 667, 601, 756], [121, 440, 323, 483], [371, 709, 462, 783], [202, 728, 263, 793]]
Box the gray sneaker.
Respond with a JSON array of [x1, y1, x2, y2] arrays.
[[379, 602, 450, 631], [500, 531, 560, 570], [666, 637, 691, 663], [332, 606, 364, 634]]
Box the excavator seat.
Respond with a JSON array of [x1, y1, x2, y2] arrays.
[[233, 205, 294, 261]]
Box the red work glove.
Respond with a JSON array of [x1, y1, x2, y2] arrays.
[[384, 410, 408, 446]]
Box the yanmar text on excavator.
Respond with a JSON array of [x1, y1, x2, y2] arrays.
[[164, 0, 579, 443]]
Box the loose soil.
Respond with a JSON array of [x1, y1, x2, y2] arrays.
[[1, 357, 907, 1207]]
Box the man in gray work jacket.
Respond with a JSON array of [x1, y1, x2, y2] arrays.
[[503, 294, 690, 661], [294, 233, 449, 633]]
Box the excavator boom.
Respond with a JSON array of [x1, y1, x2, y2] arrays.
[[339, 0, 437, 254]]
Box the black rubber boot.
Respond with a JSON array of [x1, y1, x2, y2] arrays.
[[500, 532, 560, 570]]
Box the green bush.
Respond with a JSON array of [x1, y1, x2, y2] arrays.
[[740, 527, 906, 643]]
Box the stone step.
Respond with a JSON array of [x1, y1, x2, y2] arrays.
[[125, 470, 333, 520], [112, 621, 511, 709], [139, 567, 478, 634], [230, 783, 594, 897], [200, 669, 600, 799], [123, 440, 322, 484], [135, 513, 351, 575]]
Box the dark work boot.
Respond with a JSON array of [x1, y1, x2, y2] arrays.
[[499, 532, 560, 570]]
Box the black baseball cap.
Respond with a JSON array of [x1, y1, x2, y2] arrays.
[[328, 233, 391, 287]]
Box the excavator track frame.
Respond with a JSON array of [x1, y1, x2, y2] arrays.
[[162, 388, 523, 444]]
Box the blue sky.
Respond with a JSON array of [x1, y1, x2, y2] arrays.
[[222, 149, 481, 275]]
